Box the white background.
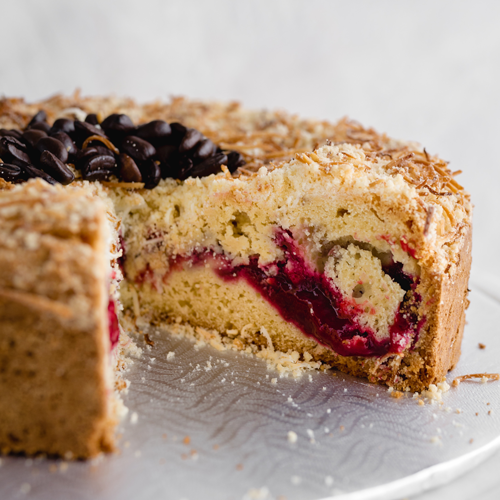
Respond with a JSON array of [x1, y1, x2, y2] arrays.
[[1, 1, 499, 498]]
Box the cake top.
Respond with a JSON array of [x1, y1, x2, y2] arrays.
[[0, 93, 471, 262]]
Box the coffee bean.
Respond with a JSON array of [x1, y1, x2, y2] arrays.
[[0, 163, 24, 183], [178, 128, 203, 153], [156, 144, 178, 164], [162, 155, 192, 180], [22, 164, 57, 185], [226, 151, 246, 172], [50, 118, 75, 136], [118, 153, 142, 183], [82, 155, 116, 175], [50, 132, 78, 156], [39, 150, 75, 185], [0, 137, 31, 166], [170, 122, 187, 138], [75, 146, 109, 169], [27, 110, 47, 129], [135, 120, 171, 143], [85, 113, 99, 125], [73, 121, 106, 146], [82, 169, 114, 182], [22, 129, 47, 147], [191, 138, 216, 161], [101, 114, 135, 137], [28, 122, 51, 133], [36, 137, 68, 163], [188, 153, 228, 179], [0, 129, 23, 139], [121, 136, 156, 162], [140, 159, 161, 189]]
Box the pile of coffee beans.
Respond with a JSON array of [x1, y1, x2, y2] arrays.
[[0, 111, 245, 188]]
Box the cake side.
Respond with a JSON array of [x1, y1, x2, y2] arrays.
[[0, 179, 116, 458]]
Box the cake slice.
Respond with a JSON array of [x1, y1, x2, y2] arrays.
[[0, 179, 118, 458]]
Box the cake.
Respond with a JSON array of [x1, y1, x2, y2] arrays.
[[0, 93, 472, 458]]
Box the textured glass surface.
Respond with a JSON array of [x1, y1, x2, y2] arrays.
[[1, 286, 499, 500]]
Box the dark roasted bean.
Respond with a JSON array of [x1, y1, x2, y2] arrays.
[[226, 151, 246, 172], [191, 138, 216, 161], [39, 150, 75, 185], [170, 122, 187, 139], [101, 114, 135, 137], [74, 121, 106, 146], [118, 153, 142, 183], [22, 164, 57, 185], [188, 153, 228, 179], [121, 136, 156, 162], [82, 169, 114, 182], [0, 137, 31, 166], [76, 147, 104, 169], [156, 144, 177, 164], [0, 163, 24, 183], [135, 120, 171, 143], [36, 137, 68, 163], [27, 110, 47, 128], [168, 155, 193, 180], [22, 129, 47, 147], [0, 129, 23, 139], [50, 132, 78, 157], [178, 128, 203, 153], [140, 159, 161, 189], [28, 121, 51, 133], [82, 155, 116, 175], [85, 113, 99, 125], [50, 118, 75, 136]]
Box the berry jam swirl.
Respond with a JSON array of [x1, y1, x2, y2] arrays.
[[154, 229, 424, 358]]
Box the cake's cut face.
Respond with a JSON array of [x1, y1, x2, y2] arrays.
[[0, 94, 472, 458]]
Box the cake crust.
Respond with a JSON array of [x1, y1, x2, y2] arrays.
[[0, 179, 116, 458]]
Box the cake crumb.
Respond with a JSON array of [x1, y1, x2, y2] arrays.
[[130, 412, 138, 424], [390, 390, 404, 399], [306, 429, 315, 443], [162, 433, 167, 440], [418, 400, 425, 406], [478, 343, 486, 349], [166, 351, 175, 361], [59, 462, 68, 472], [271, 378, 277, 384], [19, 483, 31, 495], [287, 431, 298, 443], [213, 444, 219, 450], [430, 436, 442, 445], [236, 463, 244, 471], [183, 436, 191, 445], [339, 425, 345, 431]]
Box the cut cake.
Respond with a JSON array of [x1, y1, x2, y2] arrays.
[[0, 94, 472, 458]]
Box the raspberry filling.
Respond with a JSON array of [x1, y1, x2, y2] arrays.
[[108, 299, 120, 350], [138, 230, 424, 357]]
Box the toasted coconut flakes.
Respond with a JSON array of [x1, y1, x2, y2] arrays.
[[452, 373, 500, 386]]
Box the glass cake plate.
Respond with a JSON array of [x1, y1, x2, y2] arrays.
[[1, 285, 499, 500]]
